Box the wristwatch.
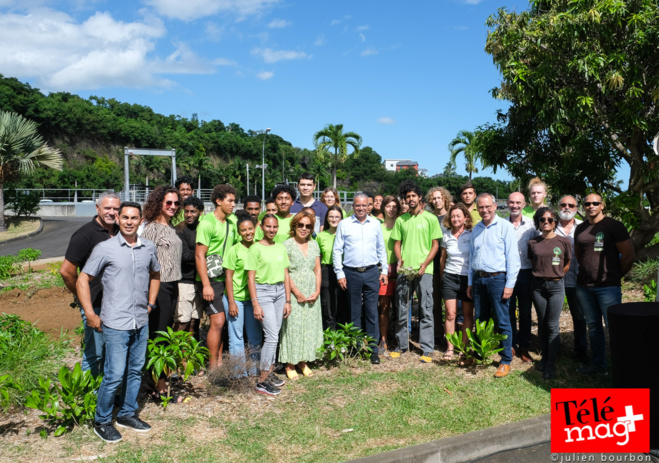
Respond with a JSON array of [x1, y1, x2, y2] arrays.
[[147, 303, 157, 310]]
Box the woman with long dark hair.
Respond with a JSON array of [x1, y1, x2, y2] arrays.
[[142, 185, 183, 402], [316, 205, 345, 329]]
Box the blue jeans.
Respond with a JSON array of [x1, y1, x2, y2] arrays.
[[222, 296, 262, 376], [509, 269, 533, 350], [80, 307, 104, 376], [95, 324, 149, 424], [576, 285, 621, 370], [565, 287, 588, 356], [255, 283, 285, 372], [472, 273, 513, 364]]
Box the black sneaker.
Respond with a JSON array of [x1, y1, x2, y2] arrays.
[[116, 415, 152, 433], [577, 364, 608, 376], [256, 381, 281, 396], [371, 352, 380, 365], [94, 422, 122, 443], [267, 372, 285, 387]]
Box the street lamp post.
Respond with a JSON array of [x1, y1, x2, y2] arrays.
[[246, 163, 249, 196], [261, 128, 271, 204]]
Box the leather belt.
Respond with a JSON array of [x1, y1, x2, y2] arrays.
[[344, 265, 376, 273], [539, 277, 562, 281], [477, 271, 505, 277]]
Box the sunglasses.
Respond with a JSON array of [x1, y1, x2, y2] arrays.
[[559, 203, 576, 208], [165, 200, 180, 207], [297, 223, 313, 230], [584, 201, 602, 207], [539, 217, 555, 224]]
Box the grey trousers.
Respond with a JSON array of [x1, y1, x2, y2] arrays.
[[395, 273, 434, 353], [255, 282, 285, 371]]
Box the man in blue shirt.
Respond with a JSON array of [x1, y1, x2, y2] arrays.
[[77, 201, 161, 443], [467, 193, 520, 378], [290, 173, 328, 234], [333, 193, 388, 364]]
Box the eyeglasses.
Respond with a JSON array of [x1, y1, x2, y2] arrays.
[[584, 201, 602, 207], [559, 203, 576, 209], [539, 217, 555, 224], [297, 223, 313, 230], [165, 201, 180, 207]]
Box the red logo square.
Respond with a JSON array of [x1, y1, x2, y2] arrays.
[[551, 388, 650, 453]]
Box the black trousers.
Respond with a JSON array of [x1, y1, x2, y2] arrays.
[[344, 266, 380, 351], [321, 264, 348, 330]]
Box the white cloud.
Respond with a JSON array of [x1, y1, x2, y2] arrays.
[[355, 25, 370, 32], [205, 22, 225, 41], [359, 32, 366, 42], [330, 15, 351, 26], [377, 117, 396, 125], [268, 18, 290, 28], [144, 0, 281, 22], [0, 9, 227, 90], [361, 48, 378, 56], [251, 47, 310, 63], [256, 71, 273, 80], [314, 34, 326, 46]]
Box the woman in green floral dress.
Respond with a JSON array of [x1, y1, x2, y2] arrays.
[[279, 211, 323, 380]]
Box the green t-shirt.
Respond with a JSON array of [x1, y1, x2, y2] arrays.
[[381, 223, 397, 265], [222, 242, 251, 301], [245, 242, 290, 285], [522, 205, 537, 219], [316, 230, 336, 265], [390, 211, 443, 274], [255, 214, 293, 243], [196, 212, 237, 282]]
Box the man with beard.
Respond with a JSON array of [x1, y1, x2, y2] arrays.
[[460, 182, 481, 225], [391, 182, 442, 362], [172, 175, 196, 226], [506, 192, 537, 363], [574, 194, 634, 375], [555, 195, 588, 363]]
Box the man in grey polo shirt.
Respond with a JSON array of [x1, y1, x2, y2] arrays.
[[77, 201, 161, 443]]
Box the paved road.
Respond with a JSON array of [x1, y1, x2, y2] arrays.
[[0, 216, 90, 259]]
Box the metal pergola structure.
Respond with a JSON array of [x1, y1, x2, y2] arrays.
[[124, 147, 176, 201]]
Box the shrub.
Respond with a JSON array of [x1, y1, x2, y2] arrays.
[[17, 248, 42, 272], [643, 280, 657, 302], [446, 318, 508, 366], [25, 363, 102, 437], [5, 189, 41, 217], [0, 255, 19, 280], [317, 323, 376, 365], [147, 328, 208, 408], [629, 259, 659, 285]]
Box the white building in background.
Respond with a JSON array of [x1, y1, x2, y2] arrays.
[[382, 159, 413, 172]]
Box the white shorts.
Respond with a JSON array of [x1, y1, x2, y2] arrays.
[[176, 281, 203, 323]]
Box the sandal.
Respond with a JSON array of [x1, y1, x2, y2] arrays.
[[285, 368, 299, 380], [151, 391, 184, 404], [443, 350, 455, 361], [299, 365, 313, 377]]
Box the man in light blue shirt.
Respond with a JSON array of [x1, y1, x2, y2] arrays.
[[333, 193, 388, 364], [467, 193, 520, 378]]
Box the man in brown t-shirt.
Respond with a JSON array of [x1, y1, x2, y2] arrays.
[[574, 193, 634, 376]]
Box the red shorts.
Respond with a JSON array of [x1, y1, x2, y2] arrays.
[[379, 264, 397, 296]]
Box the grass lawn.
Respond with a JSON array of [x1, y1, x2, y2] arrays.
[[0, 342, 608, 463], [0, 218, 40, 243]]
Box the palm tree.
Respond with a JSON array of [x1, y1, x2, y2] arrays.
[[0, 111, 63, 232], [448, 130, 485, 181], [313, 124, 362, 188]]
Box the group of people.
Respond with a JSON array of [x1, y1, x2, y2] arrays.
[[60, 173, 635, 443]]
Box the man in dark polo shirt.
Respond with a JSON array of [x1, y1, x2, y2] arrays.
[[575, 193, 635, 376], [290, 173, 327, 234], [60, 192, 121, 375]]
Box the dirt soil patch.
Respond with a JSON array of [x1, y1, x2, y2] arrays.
[[0, 286, 80, 337]]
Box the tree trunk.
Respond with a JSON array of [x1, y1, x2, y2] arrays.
[[198, 174, 201, 198], [0, 183, 6, 232], [332, 168, 337, 189]]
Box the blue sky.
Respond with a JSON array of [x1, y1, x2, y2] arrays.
[[0, 0, 532, 179]]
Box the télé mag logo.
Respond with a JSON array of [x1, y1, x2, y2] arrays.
[[551, 389, 649, 453]]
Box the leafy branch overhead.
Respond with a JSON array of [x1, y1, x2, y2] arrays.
[[478, 0, 659, 257]]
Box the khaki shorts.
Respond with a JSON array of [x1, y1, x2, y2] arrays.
[[176, 281, 203, 323]]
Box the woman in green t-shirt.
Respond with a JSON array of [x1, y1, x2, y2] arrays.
[[378, 195, 400, 353], [321, 187, 348, 218], [222, 211, 262, 376], [246, 214, 291, 396], [317, 205, 346, 330]]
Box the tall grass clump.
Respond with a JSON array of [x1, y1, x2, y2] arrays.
[[0, 313, 72, 408]]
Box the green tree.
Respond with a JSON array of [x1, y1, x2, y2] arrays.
[[448, 130, 486, 181], [313, 124, 362, 188], [0, 111, 63, 231], [480, 0, 659, 258]]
